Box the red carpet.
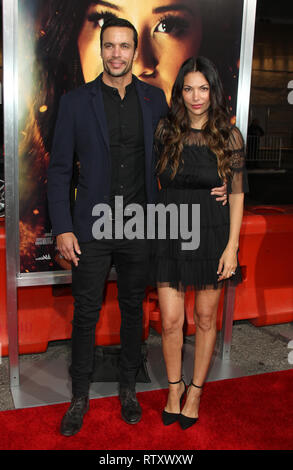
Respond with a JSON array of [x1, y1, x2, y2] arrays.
[[0, 369, 292, 450]]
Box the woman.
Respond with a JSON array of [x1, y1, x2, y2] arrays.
[[152, 56, 248, 430]]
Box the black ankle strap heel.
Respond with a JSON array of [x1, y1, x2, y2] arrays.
[[168, 378, 185, 385], [162, 378, 186, 426], [189, 381, 204, 389], [178, 382, 204, 430], [169, 378, 187, 403]]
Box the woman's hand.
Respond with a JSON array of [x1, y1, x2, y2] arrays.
[[217, 192, 244, 281], [210, 182, 227, 205], [217, 244, 238, 281]]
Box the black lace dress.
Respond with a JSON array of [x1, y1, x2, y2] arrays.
[[149, 126, 249, 291]]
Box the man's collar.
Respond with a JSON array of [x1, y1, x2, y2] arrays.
[[101, 74, 135, 89]]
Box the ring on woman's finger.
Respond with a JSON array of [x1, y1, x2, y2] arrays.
[[230, 271, 236, 275]]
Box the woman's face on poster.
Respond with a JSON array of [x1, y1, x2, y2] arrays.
[[78, 0, 202, 102]]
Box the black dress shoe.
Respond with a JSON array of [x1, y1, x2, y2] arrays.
[[60, 396, 89, 437], [119, 387, 142, 424]]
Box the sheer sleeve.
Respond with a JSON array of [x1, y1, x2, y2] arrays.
[[227, 126, 249, 194]]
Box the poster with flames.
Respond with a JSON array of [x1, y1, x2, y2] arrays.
[[18, 0, 244, 274]]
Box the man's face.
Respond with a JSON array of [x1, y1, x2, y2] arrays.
[[100, 26, 138, 78], [78, 0, 202, 103]]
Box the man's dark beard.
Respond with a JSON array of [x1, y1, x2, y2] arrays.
[[103, 59, 134, 78]]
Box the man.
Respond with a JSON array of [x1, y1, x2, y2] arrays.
[[47, 17, 226, 437]]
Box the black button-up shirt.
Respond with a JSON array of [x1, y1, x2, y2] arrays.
[[101, 79, 146, 215]]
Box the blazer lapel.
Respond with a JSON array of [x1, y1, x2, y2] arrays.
[[90, 75, 110, 151], [134, 77, 153, 163]]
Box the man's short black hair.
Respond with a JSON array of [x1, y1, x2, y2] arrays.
[[100, 17, 138, 50]]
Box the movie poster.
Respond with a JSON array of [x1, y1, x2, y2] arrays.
[[18, 0, 244, 274]]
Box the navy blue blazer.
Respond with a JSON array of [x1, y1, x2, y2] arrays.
[[47, 74, 169, 241]]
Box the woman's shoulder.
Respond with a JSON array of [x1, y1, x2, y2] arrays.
[[226, 125, 245, 150]]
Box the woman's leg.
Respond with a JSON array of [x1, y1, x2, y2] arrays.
[[181, 287, 222, 418], [158, 285, 185, 413]]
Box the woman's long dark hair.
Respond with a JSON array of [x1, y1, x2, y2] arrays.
[[156, 56, 232, 180]]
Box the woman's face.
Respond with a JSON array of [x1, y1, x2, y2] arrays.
[[78, 0, 202, 103], [182, 71, 210, 127]]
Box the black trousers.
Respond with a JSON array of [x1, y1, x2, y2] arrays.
[[70, 234, 150, 398]]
